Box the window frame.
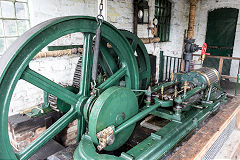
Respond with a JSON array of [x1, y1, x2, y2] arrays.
[[154, 0, 171, 42], [0, 0, 30, 56]]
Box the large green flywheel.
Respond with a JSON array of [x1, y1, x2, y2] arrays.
[[120, 30, 150, 92], [0, 16, 140, 160]]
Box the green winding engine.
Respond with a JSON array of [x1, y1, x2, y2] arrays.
[[0, 16, 226, 160]]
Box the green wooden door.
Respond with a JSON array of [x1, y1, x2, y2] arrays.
[[203, 8, 239, 75]]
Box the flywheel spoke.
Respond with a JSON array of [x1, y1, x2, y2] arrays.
[[139, 71, 149, 80], [16, 108, 78, 160], [131, 39, 138, 52], [21, 67, 78, 106], [79, 33, 94, 96], [98, 66, 127, 90]]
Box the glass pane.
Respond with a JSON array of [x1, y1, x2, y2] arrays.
[[0, 6, 2, 18], [0, 20, 4, 36], [17, 20, 29, 35], [0, 38, 5, 55], [3, 20, 17, 36], [143, 9, 148, 23], [6, 37, 17, 48], [16, 2, 28, 19], [1, 1, 15, 18]]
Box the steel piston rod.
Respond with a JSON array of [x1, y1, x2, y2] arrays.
[[114, 98, 163, 134], [115, 86, 206, 135], [174, 86, 206, 104]]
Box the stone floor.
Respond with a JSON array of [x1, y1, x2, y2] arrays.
[[221, 80, 240, 96], [29, 139, 64, 160]]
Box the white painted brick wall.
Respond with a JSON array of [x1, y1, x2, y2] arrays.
[[107, 0, 134, 31], [9, 0, 98, 115], [140, 0, 189, 80]]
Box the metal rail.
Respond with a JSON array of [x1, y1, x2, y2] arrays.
[[193, 54, 240, 77]]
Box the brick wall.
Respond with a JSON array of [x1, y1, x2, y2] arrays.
[[8, 111, 62, 151], [10, 126, 46, 151], [60, 119, 78, 146], [8, 111, 77, 151]]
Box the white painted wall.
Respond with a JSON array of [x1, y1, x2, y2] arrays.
[[144, 0, 189, 79], [107, 0, 134, 31], [28, 0, 98, 27], [107, 0, 189, 79], [9, 0, 99, 115]]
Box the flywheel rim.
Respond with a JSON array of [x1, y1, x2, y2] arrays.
[[120, 30, 151, 91], [0, 16, 139, 160]]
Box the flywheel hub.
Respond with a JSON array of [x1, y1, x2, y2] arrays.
[[88, 86, 138, 151]]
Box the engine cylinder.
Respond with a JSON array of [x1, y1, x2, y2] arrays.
[[192, 67, 220, 86], [176, 67, 220, 87]]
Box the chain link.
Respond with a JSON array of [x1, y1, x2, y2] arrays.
[[96, 0, 104, 25]]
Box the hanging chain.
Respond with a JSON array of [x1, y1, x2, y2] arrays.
[[96, 0, 104, 26], [92, 0, 104, 90]]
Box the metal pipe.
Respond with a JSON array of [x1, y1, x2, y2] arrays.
[[33, 48, 82, 59], [207, 85, 213, 101], [133, 0, 138, 35], [187, 0, 199, 39], [140, 37, 161, 44], [115, 99, 162, 134], [173, 57, 176, 73], [185, 60, 190, 72], [166, 56, 168, 79], [175, 86, 206, 104], [152, 81, 179, 92], [169, 57, 172, 79], [159, 51, 164, 82]]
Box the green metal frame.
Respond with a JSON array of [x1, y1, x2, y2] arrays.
[[74, 64, 226, 159], [47, 45, 83, 51], [235, 74, 240, 96], [0, 16, 140, 160], [88, 86, 139, 151], [74, 84, 226, 159], [158, 51, 182, 82]]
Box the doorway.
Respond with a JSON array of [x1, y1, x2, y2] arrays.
[[203, 8, 239, 75]]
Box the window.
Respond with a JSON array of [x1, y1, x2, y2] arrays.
[[0, 0, 30, 56], [155, 0, 171, 42]]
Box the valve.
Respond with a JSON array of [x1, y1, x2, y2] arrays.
[[182, 81, 190, 96], [144, 86, 152, 107], [199, 43, 210, 63], [96, 126, 115, 151], [183, 39, 202, 72]]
